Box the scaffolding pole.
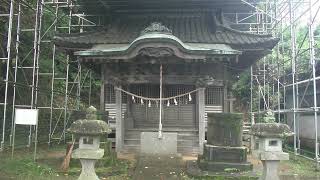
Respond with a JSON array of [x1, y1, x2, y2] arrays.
[[308, 0, 319, 167], [48, 3, 59, 146], [0, 0, 97, 150], [289, 0, 298, 155], [1, 0, 15, 151], [249, 0, 320, 167], [276, 2, 281, 122], [62, 0, 73, 143], [28, 0, 43, 148], [10, 0, 21, 147]]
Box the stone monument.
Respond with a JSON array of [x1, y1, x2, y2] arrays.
[[198, 113, 252, 172], [68, 106, 111, 180], [250, 123, 294, 180]]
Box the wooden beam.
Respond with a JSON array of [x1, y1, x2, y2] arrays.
[[104, 75, 224, 86]]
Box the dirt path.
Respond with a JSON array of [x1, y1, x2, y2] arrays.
[[132, 155, 189, 180]]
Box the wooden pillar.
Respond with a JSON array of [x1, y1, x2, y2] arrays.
[[223, 85, 228, 112], [100, 65, 105, 112], [229, 97, 236, 113], [115, 85, 123, 152], [197, 88, 205, 154], [223, 63, 229, 113], [126, 84, 134, 129]]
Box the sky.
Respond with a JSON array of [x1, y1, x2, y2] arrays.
[[288, 0, 320, 27]]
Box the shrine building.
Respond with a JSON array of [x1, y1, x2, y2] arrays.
[[54, 0, 278, 154]]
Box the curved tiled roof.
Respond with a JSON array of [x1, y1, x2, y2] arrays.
[[54, 13, 278, 50], [74, 33, 241, 60]]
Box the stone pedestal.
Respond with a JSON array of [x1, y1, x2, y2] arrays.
[[198, 144, 252, 171], [258, 152, 289, 180], [79, 159, 99, 180], [72, 146, 105, 180], [198, 113, 252, 172]]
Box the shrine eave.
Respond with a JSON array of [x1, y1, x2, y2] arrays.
[[74, 33, 241, 60]]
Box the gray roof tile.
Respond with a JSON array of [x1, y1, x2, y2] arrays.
[[54, 13, 278, 50]]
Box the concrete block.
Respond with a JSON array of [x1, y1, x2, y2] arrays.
[[140, 132, 177, 155]]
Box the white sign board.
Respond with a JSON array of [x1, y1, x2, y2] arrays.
[[15, 109, 38, 125]]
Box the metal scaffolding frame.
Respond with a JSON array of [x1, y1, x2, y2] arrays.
[[0, 0, 95, 150], [249, 0, 320, 167]]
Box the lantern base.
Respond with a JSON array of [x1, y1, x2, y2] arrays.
[[78, 159, 99, 180]]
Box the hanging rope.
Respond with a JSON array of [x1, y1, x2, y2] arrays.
[[114, 87, 203, 101]]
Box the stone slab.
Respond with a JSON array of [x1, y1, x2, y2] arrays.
[[198, 158, 253, 172], [133, 155, 184, 179], [140, 132, 177, 155], [256, 151, 289, 161], [186, 160, 258, 178]]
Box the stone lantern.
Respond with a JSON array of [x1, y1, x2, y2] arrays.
[[250, 123, 294, 180], [68, 106, 111, 180]]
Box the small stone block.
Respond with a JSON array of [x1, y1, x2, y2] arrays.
[[79, 136, 100, 150], [72, 148, 104, 159], [203, 144, 248, 163], [258, 151, 289, 161], [258, 138, 283, 152], [140, 132, 177, 155]]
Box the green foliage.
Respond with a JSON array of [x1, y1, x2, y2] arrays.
[[191, 175, 258, 180], [232, 70, 251, 105], [262, 109, 276, 123], [0, 157, 56, 177], [279, 152, 320, 176]]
